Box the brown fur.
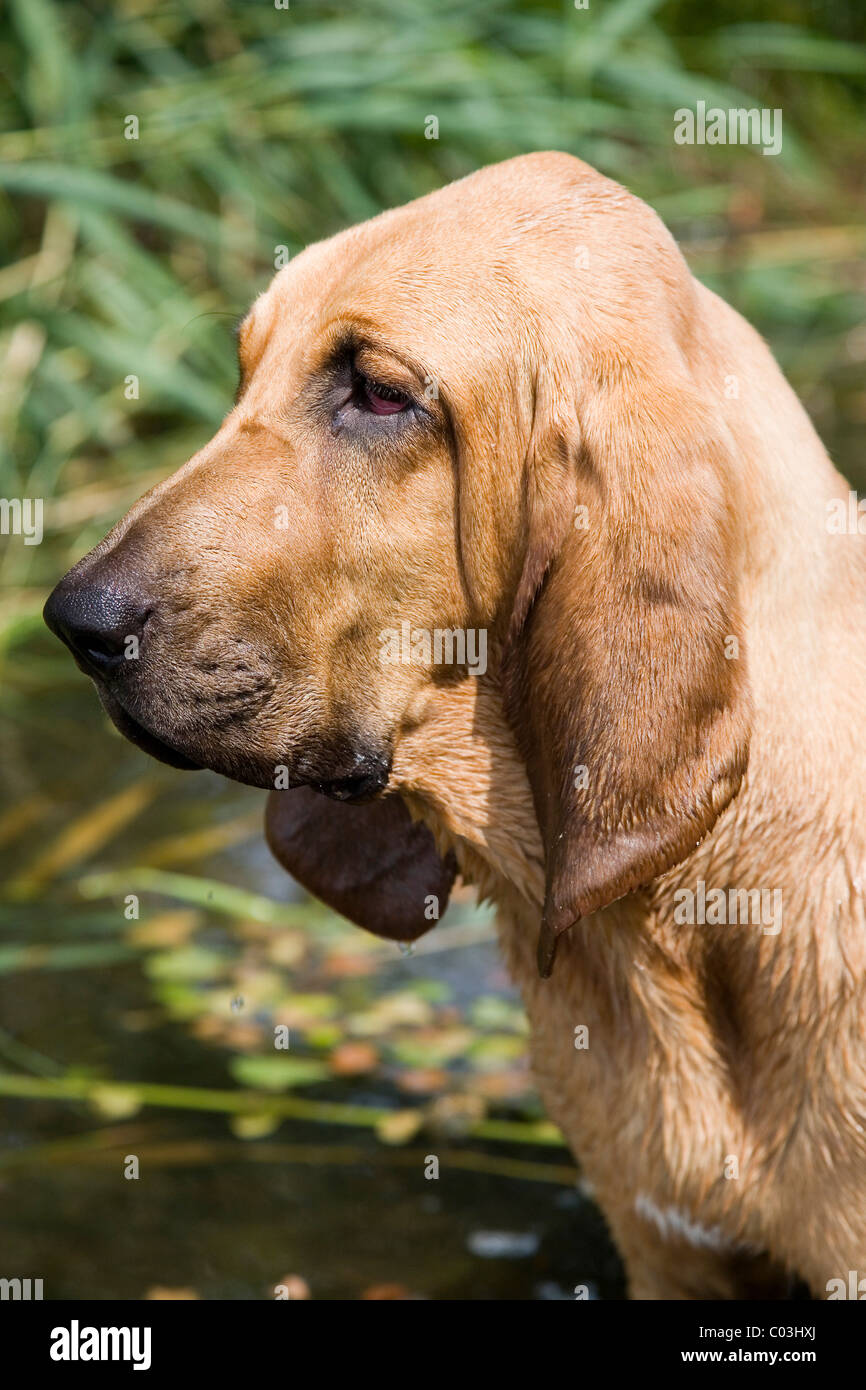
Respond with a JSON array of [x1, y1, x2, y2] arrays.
[[46, 154, 866, 1299]]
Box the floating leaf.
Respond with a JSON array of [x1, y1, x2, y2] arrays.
[[273, 1275, 310, 1301], [273, 993, 340, 1026], [465, 1070, 533, 1101], [229, 1112, 281, 1140], [145, 946, 227, 982], [265, 932, 307, 967], [428, 1094, 486, 1138], [402, 979, 452, 1003], [348, 992, 434, 1036], [395, 1068, 448, 1096], [322, 951, 378, 978], [153, 981, 210, 1020], [224, 1023, 266, 1051], [145, 1288, 201, 1301], [88, 1085, 142, 1120], [388, 1027, 474, 1069], [128, 910, 199, 948], [470, 996, 528, 1033], [467, 1034, 527, 1072], [375, 1108, 423, 1146], [305, 1024, 343, 1050], [361, 1284, 413, 1300], [229, 1054, 329, 1092], [329, 1041, 379, 1076]]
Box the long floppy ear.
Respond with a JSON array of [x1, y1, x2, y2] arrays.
[[502, 367, 751, 977], [265, 788, 457, 942]]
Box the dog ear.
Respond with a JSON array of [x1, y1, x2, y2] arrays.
[[265, 788, 457, 942], [502, 370, 751, 977]]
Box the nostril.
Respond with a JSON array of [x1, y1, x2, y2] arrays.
[[84, 633, 119, 658], [43, 579, 150, 678], [79, 630, 126, 670]]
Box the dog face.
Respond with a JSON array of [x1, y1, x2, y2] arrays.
[[45, 153, 752, 967], [44, 173, 535, 798]]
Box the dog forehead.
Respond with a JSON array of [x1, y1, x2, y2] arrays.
[[243, 152, 617, 361], [260, 162, 561, 317], [249, 234, 520, 402]]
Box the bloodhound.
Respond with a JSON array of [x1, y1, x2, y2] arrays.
[[44, 153, 866, 1300]]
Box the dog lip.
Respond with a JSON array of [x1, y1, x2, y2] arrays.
[[98, 689, 203, 771], [294, 743, 393, 803], [310, 771, 389, 803]]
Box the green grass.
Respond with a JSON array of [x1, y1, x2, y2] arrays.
[[2, 1, 865, 591]]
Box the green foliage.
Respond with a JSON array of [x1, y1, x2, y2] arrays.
[[1, 0, 864, 566]]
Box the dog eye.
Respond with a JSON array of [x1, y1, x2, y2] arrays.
[[357, 375, 412, 416]]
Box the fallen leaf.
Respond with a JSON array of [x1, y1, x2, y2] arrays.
[[145, 946, 226, 982], [145, 1287, 201, 1300], [88, 1086, 142, 1120], [375, 1108, 423, 1145], [466, 1069, 532, 1100], [230, 1112, 281, 1139], [266, 932, 307, 967], [230, 1054, 329, 1091], [428, 1093, 486, 1137], [329, 1041, 379, 1076], [274, 1275, 310, 1300], [395, 1067, 448, 1095], [128, 910, 199, 948]]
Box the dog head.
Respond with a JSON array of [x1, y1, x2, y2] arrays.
[[45, 153, 750, 965]]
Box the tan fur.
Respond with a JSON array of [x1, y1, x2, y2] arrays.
[[387, 161, 866, 1297], [50, 153, 866, 1299]]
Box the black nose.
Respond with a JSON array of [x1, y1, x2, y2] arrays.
[[43, 579, 149, 677]]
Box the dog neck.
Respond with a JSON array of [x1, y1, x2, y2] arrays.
[[390, 663, 866, 1010], [391, 674, 545, 910]]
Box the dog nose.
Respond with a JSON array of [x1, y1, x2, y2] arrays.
[[43, 578, 149, 676]]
